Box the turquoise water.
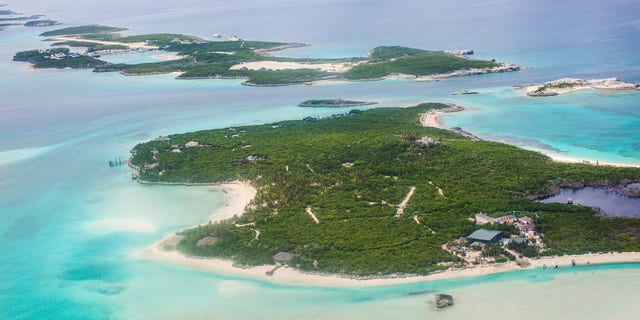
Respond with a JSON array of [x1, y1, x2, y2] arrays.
[[2, 0, 640, 319]]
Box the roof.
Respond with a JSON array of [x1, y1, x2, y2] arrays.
[[467, 229, 503, 242], [272, 252, 293, 262], [475, 213, 494, 224], [195, 236, 218, 247]]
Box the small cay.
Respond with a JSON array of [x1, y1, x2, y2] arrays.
[[298, 99, 377, 108], [519, 78, 640, 97]]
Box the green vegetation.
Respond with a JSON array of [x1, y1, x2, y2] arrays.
[[24, 20, 60, 27], [507, 240, 539, 257], [298, 99, 377, 108], [534, 81, 578, 93], [52, 41, 128, 51], [536, 211, 640, 255], [344, 51, 498, 80], [118, 33, 201, 47], [130, 104, 640, 275], [39, 25, 127, 36], [366, 46, 426, 62], [12, 48, 108, 69], [16, 26, 515, 86], [482, 243, 515, 261]]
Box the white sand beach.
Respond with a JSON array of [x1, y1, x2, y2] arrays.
[[151, 53, 182, 61], [229, 60, 358, 73], [52, 36, 158, 51], [545, 153, 640, 168], [420, 105, 640, 168], [520, 78, 640, 96]]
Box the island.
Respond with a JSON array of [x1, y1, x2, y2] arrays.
[[13, 25, 521, 86], [24, 19, 61, 27], [518, 78, 640, 97], [130, 103, 640, 277], [0, 4, 50, 31], [298, 99, 377, 108]]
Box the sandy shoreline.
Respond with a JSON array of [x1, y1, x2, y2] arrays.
[[230, 60, 359, 73], [518, 77, 640, 97], [143, 179, 640, 288], [420, 104, 640, 167]]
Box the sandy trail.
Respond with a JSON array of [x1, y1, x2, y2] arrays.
[[395, 186, 416, 217], [305, 206, 320, 224]]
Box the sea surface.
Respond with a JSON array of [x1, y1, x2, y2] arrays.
[[1, 0, 640, 319]]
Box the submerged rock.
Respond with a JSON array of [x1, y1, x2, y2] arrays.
[[435, 293, 454, 308]]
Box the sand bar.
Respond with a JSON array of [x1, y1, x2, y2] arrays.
[[151, 53, 182, 61]]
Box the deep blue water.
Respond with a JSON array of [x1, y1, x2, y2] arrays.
[[1, 1, 640, 319]]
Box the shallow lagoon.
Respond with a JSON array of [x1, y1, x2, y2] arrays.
[[540, 187, 640, 218]]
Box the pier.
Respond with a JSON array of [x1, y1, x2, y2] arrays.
[[108, 157, 128, 167]]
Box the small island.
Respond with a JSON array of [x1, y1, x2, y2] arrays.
[[519, 78, 639, 97], [0, 6, 48, 31], [14, 25, 521, 86], [130, 103, 640, 277], [298, 99, 377, 108], [24, 19, 61, 27]]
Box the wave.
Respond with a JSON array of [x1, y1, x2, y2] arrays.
[[0, 144, 61, 166]]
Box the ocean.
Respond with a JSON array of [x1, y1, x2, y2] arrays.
[[1, 0, 639, 319]]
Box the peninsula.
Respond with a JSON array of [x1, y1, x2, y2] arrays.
[[519, 77, 639, 97], [130, 103, 640, 278], [14, 25, 521, 86]]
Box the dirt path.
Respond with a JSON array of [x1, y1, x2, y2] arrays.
[[428, 181, 445, 197], [305, 206, 320, 224], [395, 186, 416, 217]]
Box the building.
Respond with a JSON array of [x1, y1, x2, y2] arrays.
[[184, 141, 199, 148], [475, 213, 494, 225], [515, 216, 535, 232], [272, 252, 293, 263], [467, 229, 503, 244]]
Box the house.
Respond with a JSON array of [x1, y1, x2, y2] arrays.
[[516, 216, 535, 232], [184, 141, 199, 148], [467, 229, 503, 244], [195, 236, 218, 247], [272, 252, 293, 263]]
